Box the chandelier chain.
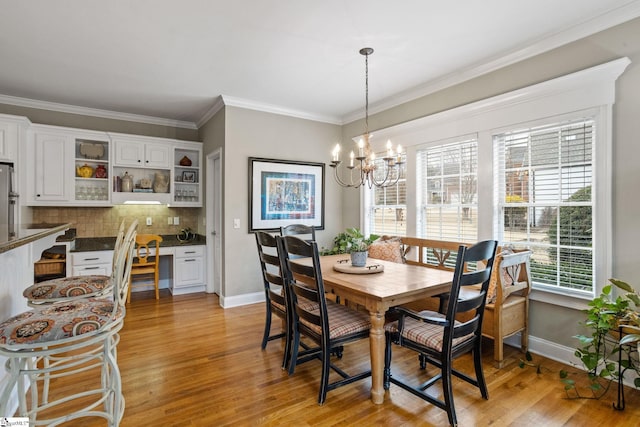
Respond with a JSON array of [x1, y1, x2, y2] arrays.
[[330, 47, 404, 189]]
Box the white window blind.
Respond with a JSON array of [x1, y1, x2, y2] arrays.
[[416, 137, 478, 242], [367, 154, 407, 236], [494, 118, 594, 293]]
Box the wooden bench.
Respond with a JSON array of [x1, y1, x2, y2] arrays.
[[371, 237, 532, 367]]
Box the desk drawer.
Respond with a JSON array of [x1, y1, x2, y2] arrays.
[[72, 250, 112, 266], [175, 245, 204, 258]]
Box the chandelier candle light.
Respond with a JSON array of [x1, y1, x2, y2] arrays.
[[331, 47, 404, 188]]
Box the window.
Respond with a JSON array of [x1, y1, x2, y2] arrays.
[[495, 119, 595, 294], [361, 58, 626, 303], [416, 137, 478, 243], [366, 155, 406, 236]]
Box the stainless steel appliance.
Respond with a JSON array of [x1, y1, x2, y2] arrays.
[[0, 162, 19, 239]]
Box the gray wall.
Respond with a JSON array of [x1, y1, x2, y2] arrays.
[[219, 106, 342, 298], [341, 17, 640, 347]]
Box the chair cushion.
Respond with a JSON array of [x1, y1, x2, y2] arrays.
[[385, 310, 473, 352], [368, 239, 404, 264], [23, 275, 112, 301], [301, 303, 370, 339], [0, 299, 123, 347]]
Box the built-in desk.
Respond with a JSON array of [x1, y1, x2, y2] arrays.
[[70, 234, 206, 295]]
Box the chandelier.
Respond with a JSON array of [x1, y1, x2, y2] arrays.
[[330, 47, 404, 188]]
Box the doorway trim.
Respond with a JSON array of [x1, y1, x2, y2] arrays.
[[206, 148, 222, 295]]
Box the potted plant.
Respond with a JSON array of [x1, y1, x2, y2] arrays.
[[322, 228, 379, 267], [518, 278, 640, 401], [563, 278, 640, 397]]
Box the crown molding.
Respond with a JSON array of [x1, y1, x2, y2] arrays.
[[369, 57, 630, 149], [196, 96, 226, 128], [342, 1, 640, 124], [220, 95, 342, 125], [0, 94, 198, 130]]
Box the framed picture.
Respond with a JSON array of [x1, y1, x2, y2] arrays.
[[182, 170, 197, 183], [248, 157, 325, 232]]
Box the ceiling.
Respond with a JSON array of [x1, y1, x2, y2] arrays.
[[1, 1, 639, 129]]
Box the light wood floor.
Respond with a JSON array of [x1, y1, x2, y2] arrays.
[[35, 291, 640, 426]]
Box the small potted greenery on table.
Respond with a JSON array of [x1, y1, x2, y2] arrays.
[[321, 228, 379, 267]]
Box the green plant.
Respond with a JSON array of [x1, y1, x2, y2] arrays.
[[321, 228, 379, 255], [563, 278, 640, 397], [519, 278, 640, 399]]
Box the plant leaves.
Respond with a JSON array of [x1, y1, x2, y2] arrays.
[[609, 278, 634, 293]]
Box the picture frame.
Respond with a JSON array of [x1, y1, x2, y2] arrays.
[[182, 170, 197, 183], [248, 157, 325, 232]]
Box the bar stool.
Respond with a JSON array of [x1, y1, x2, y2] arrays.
[[23, 220, 127, 307], [0, 221, 137, 426]]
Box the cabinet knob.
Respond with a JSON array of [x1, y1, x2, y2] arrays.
[[137, 159, 141, 163]]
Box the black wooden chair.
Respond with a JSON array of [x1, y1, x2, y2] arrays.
[[384, 240, 498, 426], [255, 231, 290, 364], [280, 224, 316, 241], [278, 235, 371, 405]]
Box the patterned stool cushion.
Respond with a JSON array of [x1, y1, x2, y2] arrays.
[[0, 299, 123, 347], [23, 275, 112, 301]]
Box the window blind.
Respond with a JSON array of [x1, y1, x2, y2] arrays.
[[367, 154, 407, 236], [494, 119, 594, 293], [416, 137, 478, 242]]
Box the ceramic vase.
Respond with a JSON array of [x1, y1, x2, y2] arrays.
[[350, 251, 368, 267]]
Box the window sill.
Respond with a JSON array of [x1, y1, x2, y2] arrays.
[[529, 287, 592, 311]]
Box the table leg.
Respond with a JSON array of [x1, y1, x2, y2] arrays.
[[369, 311, 386, 404]]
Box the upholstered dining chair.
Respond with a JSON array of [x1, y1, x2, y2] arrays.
[[0, 220, 137, 426], [23, 220, 127, 307], [127, 234, 163, 303], [384, 239, 498, 427], [278, 235, 371, 405]]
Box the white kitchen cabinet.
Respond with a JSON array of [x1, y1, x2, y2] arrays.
[[173, 143, 203, 207], [25, 126, 111, 206], [71, 250, 113, 276], [112, 136, 171, 168], [27, 128, 74, 203], [0, 117, 24, 163], [172, 245, 205, 294]]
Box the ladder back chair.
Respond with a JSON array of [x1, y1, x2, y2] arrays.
[[384, 239, 498, 427], [0, 220, 138, 426], [127, 234, 163, 303], [255, 231, 289, 364], [278, 235, 371, 405], [280, 224, 316, 242]]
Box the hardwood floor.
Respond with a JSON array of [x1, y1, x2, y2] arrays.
[[33, 291, 640, 426]]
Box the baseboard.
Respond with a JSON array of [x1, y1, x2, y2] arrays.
[[219, 291, 264, 308], [504, 333, 638, 388]]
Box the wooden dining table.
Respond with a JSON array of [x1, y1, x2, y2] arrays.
[[315, 254, 454, 404]]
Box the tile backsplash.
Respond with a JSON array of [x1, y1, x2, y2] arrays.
[[32, 206, 201, 237]]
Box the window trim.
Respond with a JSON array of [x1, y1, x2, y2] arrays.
[[361, 57, 628, 305]]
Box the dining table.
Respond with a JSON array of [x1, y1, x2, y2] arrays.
[[315, 254, 454, 404]]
